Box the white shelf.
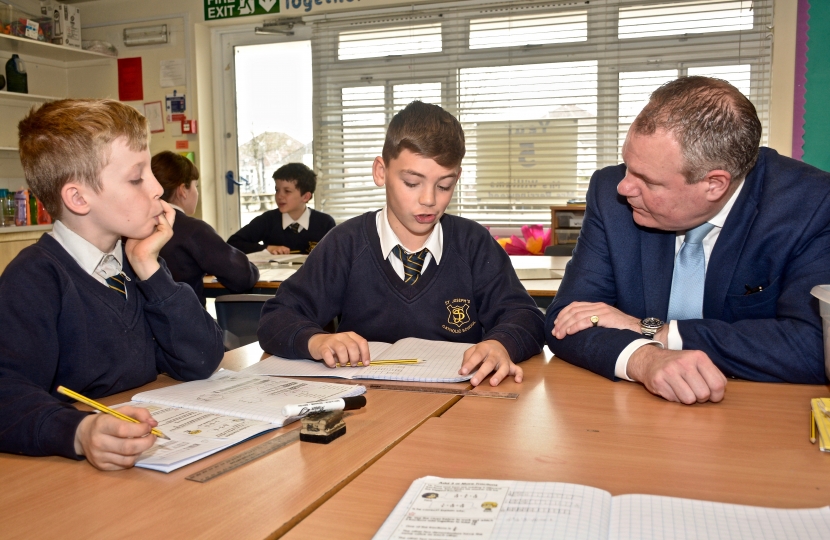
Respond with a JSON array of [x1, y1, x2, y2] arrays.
[[0, 147, 18, 152], [0, 91, 62, 103], [0, 224, 52, 234], [0, 33, 114, 63]]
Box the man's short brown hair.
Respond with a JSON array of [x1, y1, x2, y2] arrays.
[[382, 101, 465, 169], [631, 76, 761, 184], [18, 99, 149, 219]]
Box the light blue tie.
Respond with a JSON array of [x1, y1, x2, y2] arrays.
[[666, 222, 716, 321]]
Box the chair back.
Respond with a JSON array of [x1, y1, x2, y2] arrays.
[[214, 294, 272, 350]]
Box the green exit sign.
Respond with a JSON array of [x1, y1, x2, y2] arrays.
[[205, 0, 280, 21]]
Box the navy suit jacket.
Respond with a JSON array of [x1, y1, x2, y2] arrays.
[[545, 148, 830, 384]]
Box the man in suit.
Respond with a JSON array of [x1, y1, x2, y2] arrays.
[[545, 76, 830, 404]]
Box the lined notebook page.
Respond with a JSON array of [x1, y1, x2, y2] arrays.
[[132, 372, 365, 425], [373, 477, 611, 540], [610, 495, 830, 540], [240, 338, 474, 383]]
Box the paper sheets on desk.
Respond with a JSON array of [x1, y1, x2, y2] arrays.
[[241, 337, 474, 383], [124, 371, 365, 472], [246, 250, 307, 265], [374, 477, 830, 540]]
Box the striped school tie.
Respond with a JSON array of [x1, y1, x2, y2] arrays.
[[105, 272, 127, 299], [392, 245, 428, 285], [287, 222, 300, 233]]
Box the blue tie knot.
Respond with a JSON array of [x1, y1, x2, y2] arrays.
[[684, 222, 715, 244]]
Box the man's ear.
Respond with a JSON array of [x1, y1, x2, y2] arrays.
[[703, 169, 733, 202], [372, 156, 387, 188], [60, 182, 91, 216]]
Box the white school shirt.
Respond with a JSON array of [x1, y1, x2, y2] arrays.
[[50, 220, 127, 297], [282, 206, 311, 232], [376, 206, 443, 282], [614, 180, 744, 380]]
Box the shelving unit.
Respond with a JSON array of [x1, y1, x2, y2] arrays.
[[550, 204, 586, 246], [0, 33, 116, 271]]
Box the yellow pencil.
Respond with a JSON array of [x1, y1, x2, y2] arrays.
[[335, 359, 421, 368], [812, 410, 817, 444], [57, 386, 169, 439]]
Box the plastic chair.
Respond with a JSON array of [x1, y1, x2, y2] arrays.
[[214, 294, 272, 350], [544, 244, 575, 256]]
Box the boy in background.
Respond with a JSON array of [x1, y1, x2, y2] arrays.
[[228, 163, 336, 255], [258, 101, 544, 386], [153, 151, 259, 306], [0, 100, 224, 470]]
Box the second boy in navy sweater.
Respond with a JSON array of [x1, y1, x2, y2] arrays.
[[228, 163, 335, 255], [258, 101, 544, 387]]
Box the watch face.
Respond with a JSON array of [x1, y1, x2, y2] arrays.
[[642, 317, 663, 329]]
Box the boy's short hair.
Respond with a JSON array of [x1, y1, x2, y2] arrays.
[[382, 101, 465, 169], [18, 99, 149, 220], [152, 151, 200, 202], [272, 163, 317, 195]]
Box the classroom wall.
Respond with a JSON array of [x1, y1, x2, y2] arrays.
[[73, 0, 800, 231]]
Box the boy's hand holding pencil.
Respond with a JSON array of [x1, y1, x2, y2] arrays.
[[61, 386, 162, 471]]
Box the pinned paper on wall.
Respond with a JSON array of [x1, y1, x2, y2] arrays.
[[160, 59, 186, 88], [118, 57, 144, 101], [166, 91, 186, 122], [143, 101, 165, 133]]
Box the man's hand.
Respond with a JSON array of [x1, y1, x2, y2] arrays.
[[459, 340, 522, 387], [267, 245, 291, 255], [124, 200, 176, 281], [627, 346, 727, 404], [308, 332, 370, 367], [74, 406, 158, 471], [551, 301, 641, 339]]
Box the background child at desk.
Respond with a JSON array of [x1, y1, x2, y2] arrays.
[[0, 100, 224, 470], [153, 151, 259, 306], [227, 163, 336, 255], [258, 101, 545, 387]]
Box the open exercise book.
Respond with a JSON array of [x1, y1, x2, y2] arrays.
[[246, 250, 307, 265], [119, 371, 365, 473], [241, 338, 474, 383], [374, 477, 830, 540]]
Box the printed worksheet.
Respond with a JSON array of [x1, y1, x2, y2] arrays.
[[240, 338, 475, 383], [131, 372, 366, 424], [114, 401, 277, 473]]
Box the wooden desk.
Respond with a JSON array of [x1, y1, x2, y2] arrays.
[[285, 352, 830, 539], [0, 343, 469, 539]]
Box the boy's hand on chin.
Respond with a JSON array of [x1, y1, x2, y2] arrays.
[[125, 200, 176, 280]]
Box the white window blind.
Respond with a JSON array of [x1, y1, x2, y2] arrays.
[[311, 0, 771, 225]]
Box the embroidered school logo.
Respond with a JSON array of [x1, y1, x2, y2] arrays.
[[443, 298, 476, 334]]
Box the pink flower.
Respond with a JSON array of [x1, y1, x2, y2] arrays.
[[497, 225, 551, 255]]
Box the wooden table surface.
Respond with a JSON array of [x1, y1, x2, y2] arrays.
[[285, 351, 830, 539], [0, 344, 471, 540]]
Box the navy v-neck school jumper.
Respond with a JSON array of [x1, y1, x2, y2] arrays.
[[258, 211, 545, 362], [0, 234, 224, 459], [227, 208, 336, 254], [160, 210, 259, 306]]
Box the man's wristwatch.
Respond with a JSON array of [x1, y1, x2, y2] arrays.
[[640, 317, 664, 338]]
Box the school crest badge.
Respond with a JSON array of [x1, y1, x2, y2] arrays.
[[443, 298, 476, 334]]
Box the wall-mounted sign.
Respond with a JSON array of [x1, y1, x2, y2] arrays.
[[204, 0, 280, 21]]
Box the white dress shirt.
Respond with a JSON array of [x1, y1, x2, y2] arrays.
[[614, 180, 745, 380], [50, 220, 128, 296], [282, 206, 311, 232], [376, 206, 443, 281]]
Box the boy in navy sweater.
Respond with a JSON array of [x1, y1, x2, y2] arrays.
[[0, 100, 224, 470], [258, 101, 544, 387], [228, 163, 336, 255]]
